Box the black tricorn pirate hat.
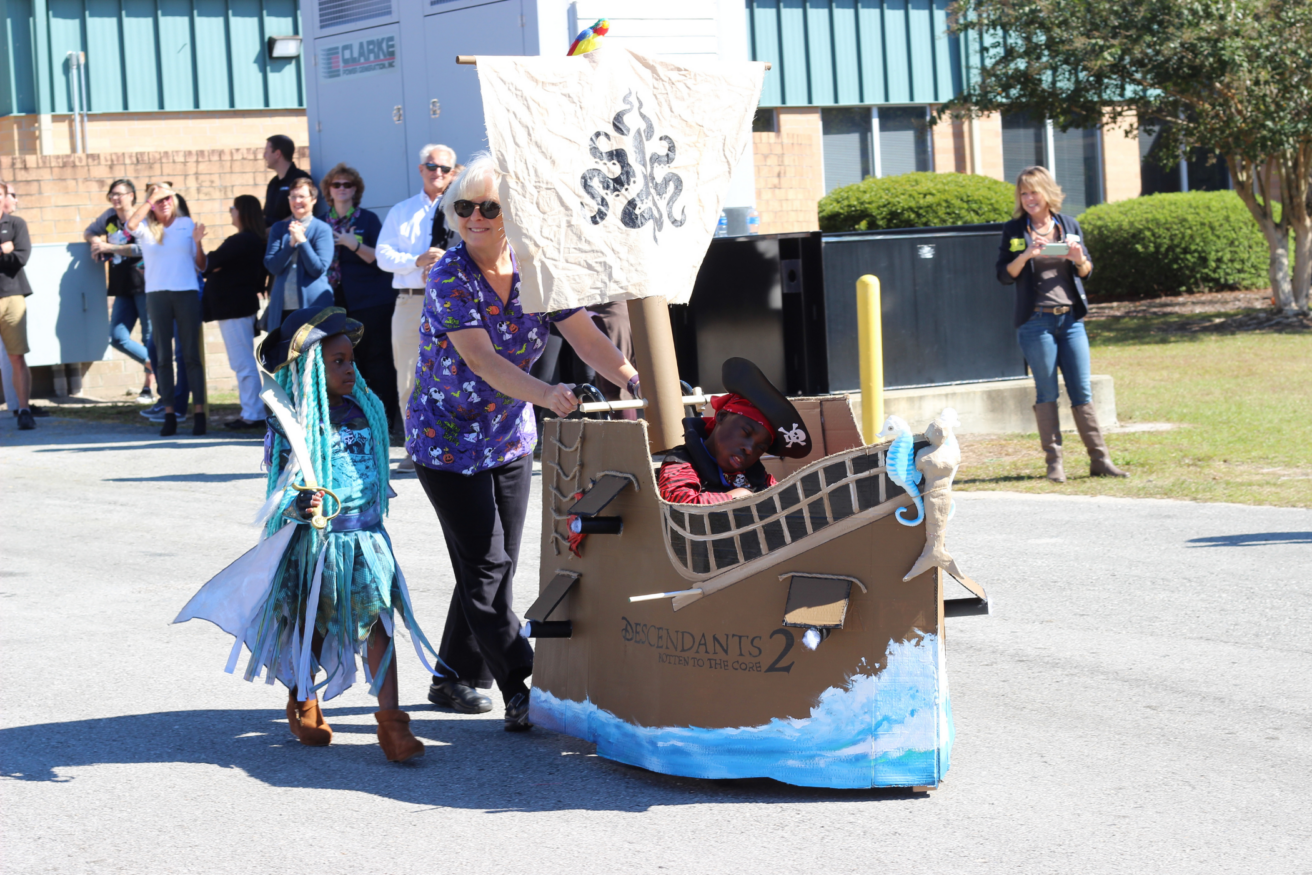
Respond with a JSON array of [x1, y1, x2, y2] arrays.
[[721, 357, 813, 458], [258, 306, 364, 374]]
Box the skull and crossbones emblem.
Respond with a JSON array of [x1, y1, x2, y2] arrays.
[[778, 422, 806, 448]]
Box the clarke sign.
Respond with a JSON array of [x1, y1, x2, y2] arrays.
[[319, 34, 397, 81]]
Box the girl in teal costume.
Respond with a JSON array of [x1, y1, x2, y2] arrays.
[[176, 307, 439, 762]]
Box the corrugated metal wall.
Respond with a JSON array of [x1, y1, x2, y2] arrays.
[[2, 0, 304, 116], [747, 0, 973, 108]]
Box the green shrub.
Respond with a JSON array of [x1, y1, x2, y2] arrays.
[[817, 172, 1016, 232], [1078, 191, 1273, 297]]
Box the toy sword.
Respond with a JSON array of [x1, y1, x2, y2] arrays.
[[259, 367, 341, 530]]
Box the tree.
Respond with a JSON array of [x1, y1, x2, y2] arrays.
[[945, 0, 1312, 312]]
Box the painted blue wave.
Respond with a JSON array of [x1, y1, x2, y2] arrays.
[[530, 634, 951, 789]]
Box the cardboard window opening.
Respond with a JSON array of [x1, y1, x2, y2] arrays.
[[781, 573, 865, 629]]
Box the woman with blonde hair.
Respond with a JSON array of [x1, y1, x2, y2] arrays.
[[126, 182, 206, 436], [995, 165, 1126, 482]]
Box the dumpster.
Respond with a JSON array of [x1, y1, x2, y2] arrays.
[[673, 224, 1025, 394]]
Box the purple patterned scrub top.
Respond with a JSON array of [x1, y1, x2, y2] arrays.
[[404, 241, 579, 474]]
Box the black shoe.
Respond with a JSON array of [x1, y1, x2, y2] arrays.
[[159, 413, 177, 437], [192, 412, 207, 436], [503, 692, 533, 732], [428, 679, 493, 714], [225, 418, 265, 430], [16, 408, 35, 430]]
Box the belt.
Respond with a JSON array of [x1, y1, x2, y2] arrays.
[[399, 287, 426, 295], [1035, 305, 1072, 315]]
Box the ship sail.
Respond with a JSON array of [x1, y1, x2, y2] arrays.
[[475, 48, 765, 313]]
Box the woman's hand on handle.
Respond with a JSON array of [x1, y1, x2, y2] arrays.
[[295, 489, 324, 520], [541, 383, 580, 418]]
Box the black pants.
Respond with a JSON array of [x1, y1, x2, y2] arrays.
[[146, 291, 205, 408], [347, 300, 400, 432], [415, 453, 535, 700]]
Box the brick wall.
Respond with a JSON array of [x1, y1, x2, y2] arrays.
[[752, 108, 825, 235], [0, 109, 308, 157], [0, 146, 312, 402], [1101, 110, 1142, 203], [931, 113, 970, 174]]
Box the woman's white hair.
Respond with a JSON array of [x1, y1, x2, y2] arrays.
[[442, 152, 503, 231]]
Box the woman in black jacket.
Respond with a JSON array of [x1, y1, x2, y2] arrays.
[[996, 166, 1127, 482], [195, 195, 269, 430]]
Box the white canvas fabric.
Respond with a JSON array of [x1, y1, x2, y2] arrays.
[[476, 48, 764, 313]]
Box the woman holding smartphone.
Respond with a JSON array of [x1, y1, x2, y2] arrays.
[[996, 165, 1126, 483]]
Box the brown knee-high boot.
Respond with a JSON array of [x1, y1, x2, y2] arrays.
[[1071, 403, 1129, 478], [1033, 402, 1065, 483], [375, 710, 425, 762], [287, 692, 333, 746]]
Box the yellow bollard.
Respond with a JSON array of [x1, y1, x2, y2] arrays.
[[857, 275, 884, 444]]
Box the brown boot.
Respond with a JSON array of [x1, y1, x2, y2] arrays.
[[287, 693, 333, 746], [375, 710, 425, 762], [1033, 402, 1066, 483], [1071, 403, 1129, 478]]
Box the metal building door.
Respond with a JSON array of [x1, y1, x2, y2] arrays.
[[422, 0, 526, 166], [313, 22, 412, 212]]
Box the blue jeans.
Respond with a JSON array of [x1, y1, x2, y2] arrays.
[[109, 293, 151, 367], [1016, 311, 1092, 406]]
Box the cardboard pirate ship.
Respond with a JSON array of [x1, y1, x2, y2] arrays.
[[472, 48, 987, 789]]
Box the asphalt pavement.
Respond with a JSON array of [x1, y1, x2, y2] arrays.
[[2, 417, 1309, 874]]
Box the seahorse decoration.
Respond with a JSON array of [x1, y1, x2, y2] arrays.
[[878, 415, 924, 527], [903, 408, 970, 583]]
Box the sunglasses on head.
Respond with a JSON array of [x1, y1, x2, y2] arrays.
[[453, 199, 501, 220], [423, 163, 453, 174]]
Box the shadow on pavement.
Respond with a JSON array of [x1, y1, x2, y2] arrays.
[[0, 708, 924, 810], [1187, 532, 1312, 547], [107, 473, 266, 483]]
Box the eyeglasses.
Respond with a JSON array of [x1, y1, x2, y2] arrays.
[[423, 163, 453, 174], [330, 181, 355, 189], [453, 199, 502, 220], [109, 190, 132, 199]]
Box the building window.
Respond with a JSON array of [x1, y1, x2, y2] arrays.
[[876, 107, 931, 178], [821, 105, 933, 194], [1003, 111, 1104, 215], [753, 109, 778, 134], [1139, 124, 1231, 195], [822, 108, 874, 193]]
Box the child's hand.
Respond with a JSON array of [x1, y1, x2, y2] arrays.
[[295, 489, 324, 520]]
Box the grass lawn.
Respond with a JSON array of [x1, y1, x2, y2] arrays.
[[957, 307, 1312, 508]]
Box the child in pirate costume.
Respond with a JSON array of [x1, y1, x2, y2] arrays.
[[175, 306, 440, 762], [658, 357, 812, 504]]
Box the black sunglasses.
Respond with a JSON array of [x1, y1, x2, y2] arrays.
[[453, 199, 502, 220], [423, 163, 453, 174]]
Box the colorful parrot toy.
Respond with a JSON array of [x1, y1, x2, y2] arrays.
[[568, 18, 610, 56]]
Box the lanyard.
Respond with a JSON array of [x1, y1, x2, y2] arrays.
[[1027, 213, 1064, 241]]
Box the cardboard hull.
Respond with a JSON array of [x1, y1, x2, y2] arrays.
[[530, 417, 954, 789]]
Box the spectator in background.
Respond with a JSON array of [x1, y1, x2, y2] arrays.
[[85, 179, 155, 404], [376, 144, 457, 471], [0, 181, 35, 430], [264, 178, 334, 333], [196, 194, 268, 430], [322, 163, 401, 431], [997, 165, 1127, 482], [127, 183, 205, 437], [262, 135, 325, 227]]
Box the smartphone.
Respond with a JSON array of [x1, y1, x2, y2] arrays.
[[1040, 242, 1070, 257]]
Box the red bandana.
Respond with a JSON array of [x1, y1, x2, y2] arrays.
[[703, 393, 774, 435]]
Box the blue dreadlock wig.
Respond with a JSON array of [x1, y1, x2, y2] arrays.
[[263, 342, 391, 538]]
